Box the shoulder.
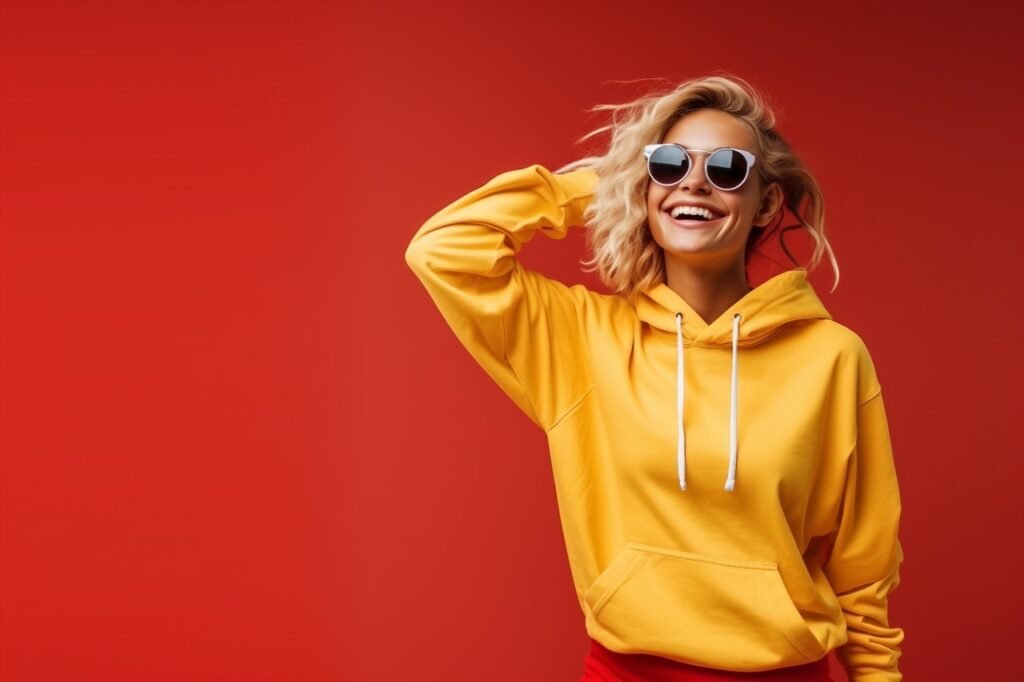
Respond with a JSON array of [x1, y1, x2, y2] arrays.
[[540, 279, 638, 347], [520, 271, 629, 316], [514, 269, 633, 332], [812, 319, 884, 402], [811, 319, 870, 353], [566, 282, 628, 309]]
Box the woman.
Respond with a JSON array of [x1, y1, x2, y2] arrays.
[[404, 74, 904, 682]]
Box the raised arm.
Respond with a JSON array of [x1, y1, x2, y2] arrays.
[[404, 163, 600, 432]]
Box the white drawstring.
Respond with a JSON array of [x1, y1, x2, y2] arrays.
[[675, 311, 742, 492], [675, 312, 686, 491], [725, 313, 741, 491]]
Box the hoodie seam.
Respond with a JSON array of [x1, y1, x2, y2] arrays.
[[546, 384, 596, 434], [649, 328, 785, 348], [497, 264, 595, 432], [498, 304, 546, 429], [857, 388, 882, 407]]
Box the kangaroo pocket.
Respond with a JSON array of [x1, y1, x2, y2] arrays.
[[583, 542, 826, 671]]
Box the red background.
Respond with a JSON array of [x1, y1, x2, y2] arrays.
[[2, 1, 1020, 680]]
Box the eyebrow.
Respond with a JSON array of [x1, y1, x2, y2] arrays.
[[663, 143, 755, 156], [665, 143, 731, 150]]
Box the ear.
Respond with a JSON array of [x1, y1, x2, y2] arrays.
[[753, 182, 784, 228]]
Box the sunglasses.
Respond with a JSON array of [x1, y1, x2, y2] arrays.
[[643, 143, 758, 192]]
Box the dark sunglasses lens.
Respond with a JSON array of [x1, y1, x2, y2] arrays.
[[649, 146, 688, 185], [707, 149, 749, 190]]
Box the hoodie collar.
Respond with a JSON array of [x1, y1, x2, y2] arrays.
[[636, 267, 831, 346], [634, 267, 832, 492]]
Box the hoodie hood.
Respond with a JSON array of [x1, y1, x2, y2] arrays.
[[635, 267, 832, 492], [636, 267, 831, 346]]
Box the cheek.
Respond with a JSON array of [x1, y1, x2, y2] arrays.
[[646, 186, 666, 215], [645, 197, 664, 234], [732, 187, 762, 216], [722, 199, 745, 218]]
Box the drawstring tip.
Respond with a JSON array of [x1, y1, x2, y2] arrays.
[[679, 480, 687, 491], [724, 479, 735, 492]]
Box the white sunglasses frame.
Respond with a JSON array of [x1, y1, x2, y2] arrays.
[[643, 143, 759, 191]]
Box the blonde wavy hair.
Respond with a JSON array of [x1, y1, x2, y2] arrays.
[[554, 72, 840, 299]]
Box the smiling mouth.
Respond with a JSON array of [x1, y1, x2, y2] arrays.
[[663, 209, 726, 227]]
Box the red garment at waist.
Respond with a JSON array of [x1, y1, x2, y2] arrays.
[[580, 638, 833, 682]]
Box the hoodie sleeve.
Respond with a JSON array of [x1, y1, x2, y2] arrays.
[[404, 163, 599, 432], [822, 390, 906, 681]]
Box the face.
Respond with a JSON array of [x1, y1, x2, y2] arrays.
[[645, 108, 783, 269]]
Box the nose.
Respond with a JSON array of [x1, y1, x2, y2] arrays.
[[680, 155, 712, 193]]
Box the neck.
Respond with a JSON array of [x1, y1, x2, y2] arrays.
[[664, 254, 751, 326]]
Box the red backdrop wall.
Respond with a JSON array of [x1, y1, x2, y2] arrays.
[[2, 1, 1020, 680]]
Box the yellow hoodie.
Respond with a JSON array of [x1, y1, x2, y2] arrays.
[[404, 164, 905, 681]]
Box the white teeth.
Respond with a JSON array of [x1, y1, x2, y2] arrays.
[[670, 205, 715, 220]]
